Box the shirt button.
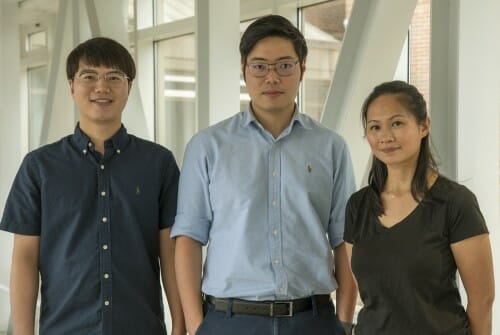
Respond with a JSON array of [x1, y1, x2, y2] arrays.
[[104, 273, 110, 279], [272, 171, 277, 177], [278, 287, 284, 293], [100, 165, 105, 170], [273, 229, 278, 235], [102, 217, 108, 223], [273, 259, 280, 264], [88, 142, 93, 147], [272, 200, 277, 206], [101, 191, 106, 196], [102, 245, 108, 250], [104, 300, 110, 306], [116, 149, 121, 154], [82, 149, 87, 154]]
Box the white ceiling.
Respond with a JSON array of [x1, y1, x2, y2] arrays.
[[17, 0, 59, 28]]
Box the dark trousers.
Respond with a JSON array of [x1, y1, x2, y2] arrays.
[[196, 299, 345, 335]]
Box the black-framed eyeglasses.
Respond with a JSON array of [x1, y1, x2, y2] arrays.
[[75, 70, 130, 87], [246, 60, 300, 77]]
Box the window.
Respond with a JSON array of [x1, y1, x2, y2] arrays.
[[239, 20, 255, 112], [301, 1, 350, 121], [155, 0, 195, 24], [155, 35, 196, 164], [26, 30, 47, 52], [28, 65, 48, 149], [409, 0, 430, 104]]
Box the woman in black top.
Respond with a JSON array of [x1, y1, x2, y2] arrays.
[[344, 81, 494, 334]]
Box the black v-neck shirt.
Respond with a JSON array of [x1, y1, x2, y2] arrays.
[[344, 176, 488, 335]]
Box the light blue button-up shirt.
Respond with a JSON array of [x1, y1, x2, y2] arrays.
[[171, 108, 356, 300]]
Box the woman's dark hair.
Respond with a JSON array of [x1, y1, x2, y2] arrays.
[[66, 37, 136, 81], [239, 15, 308, 80], [362, 80, 438, 215]]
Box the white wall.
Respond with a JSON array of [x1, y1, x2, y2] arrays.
[[0, 1, 20, 331], [456, 0, 500, 331]]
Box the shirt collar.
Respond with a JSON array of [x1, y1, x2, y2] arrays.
[[241, 103, 311, 130], [72, 123, 130, 155]]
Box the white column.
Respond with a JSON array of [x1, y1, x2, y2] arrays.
[[92, 0, 150, 139], [320, 0, 418, 186], [0, 1, 20, 331], [455, 0, 500, 332], [196, 0, 240, 128]]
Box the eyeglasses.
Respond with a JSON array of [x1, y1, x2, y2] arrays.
[[75, 71, 130, 87], [246, 60, 300, 77]]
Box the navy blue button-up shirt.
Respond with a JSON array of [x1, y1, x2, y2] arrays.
[[1, 125, 179, 335]]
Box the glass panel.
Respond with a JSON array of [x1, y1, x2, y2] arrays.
[[28, 65, 48, 150], [239, 20, 255, 112], [156, 0, 195, 24], [409, 0, 430, 104], [27, 30, 47, 51], [302, 0, 351, 121], [127, 0, 135, 33], [155, 35, 196, 165]]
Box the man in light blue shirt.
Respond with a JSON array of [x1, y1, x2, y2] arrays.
[[172, 14, 357, 335]]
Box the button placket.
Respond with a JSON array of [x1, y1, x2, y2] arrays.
[[98, 160, 113, 318], [268, 143, 287, 295]]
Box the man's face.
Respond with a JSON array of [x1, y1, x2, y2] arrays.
[[243, 36, 305, 118], [69, 60, 131, 128]]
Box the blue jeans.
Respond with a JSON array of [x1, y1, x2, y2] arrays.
[[196, 299, 345, 335]]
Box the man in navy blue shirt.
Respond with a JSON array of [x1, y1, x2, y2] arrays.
[[0, 37, 185, 335]]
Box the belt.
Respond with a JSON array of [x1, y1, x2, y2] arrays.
[[205, 294, 331, 317]]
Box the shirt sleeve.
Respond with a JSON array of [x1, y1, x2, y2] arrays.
[[170, 133, 213, 245], [447, 184, 488, 243], [0, 153, 42, 235], [159, 149, 180, 230], [328, 138, 356, 248]]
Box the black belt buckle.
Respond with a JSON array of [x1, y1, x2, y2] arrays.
[[271, 301, 294, 317]]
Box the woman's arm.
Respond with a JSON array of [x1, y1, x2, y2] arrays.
[[451, 233, 494, 335]]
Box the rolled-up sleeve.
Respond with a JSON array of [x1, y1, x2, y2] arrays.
[[328, 139, 356, 248], [170, 133, 213, 245]]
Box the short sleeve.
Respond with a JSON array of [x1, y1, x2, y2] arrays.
[[447, 185, 488, 244], [343, 196, 356, 244], [0, 153, 42, 235], [159, 150, 180, 229]]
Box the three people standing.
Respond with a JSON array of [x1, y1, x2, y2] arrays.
[[1, 13, 494, 335]]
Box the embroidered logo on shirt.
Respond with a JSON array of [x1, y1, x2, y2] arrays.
[[307, 164, 312, 173]]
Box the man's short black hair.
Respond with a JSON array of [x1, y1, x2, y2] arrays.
[[239, 14, 308, 78], [66, 37, 136, 81], [240, 15, 307, 65]]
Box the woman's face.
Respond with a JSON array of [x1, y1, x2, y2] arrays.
[[365, 94, 429, 170]]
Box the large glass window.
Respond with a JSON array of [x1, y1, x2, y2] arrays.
[[28, 65, 48, 150], [409, 0, 430, 104], [156, 0, 195, 24], [239, 20, 255, 112], [301, 1, 349, 121], [155, 35, 196, 164]]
